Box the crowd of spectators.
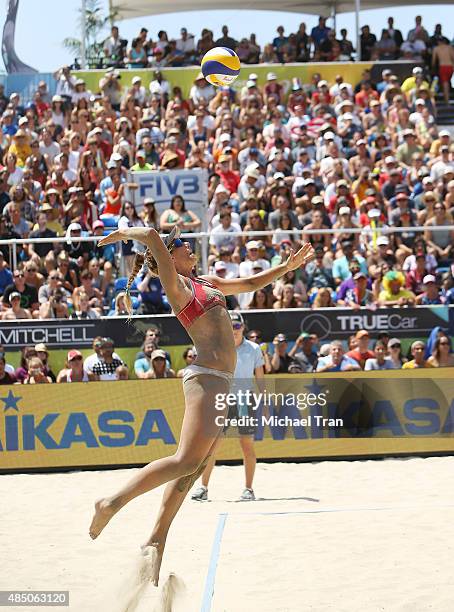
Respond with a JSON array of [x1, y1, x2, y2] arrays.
[[1, 35, 454, 320], [1, 325, 453, 385], [99, 17, 454, 68]]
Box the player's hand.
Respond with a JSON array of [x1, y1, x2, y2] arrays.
[[283, 242, 315, 271], [97, 229, 129, 246]]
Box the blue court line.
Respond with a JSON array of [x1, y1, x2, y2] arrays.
[[201, 512, 228, 612], [200, 503, 454, 611]]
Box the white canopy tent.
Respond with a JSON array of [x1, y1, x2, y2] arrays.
[[109, 0, 442, 17], [84, 0, 451, 69]]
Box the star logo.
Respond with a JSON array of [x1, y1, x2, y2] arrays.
[[1, 390, 22, 412], [304, 379, 326, 395]]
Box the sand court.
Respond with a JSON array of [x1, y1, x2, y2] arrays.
[[2, 457, 454, 611]]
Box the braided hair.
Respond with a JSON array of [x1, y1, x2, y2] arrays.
[[124, 226, 180, 316]]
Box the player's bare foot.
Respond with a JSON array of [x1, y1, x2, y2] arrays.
[[141, 543, 164, 586], [89, 498, 116, 539]]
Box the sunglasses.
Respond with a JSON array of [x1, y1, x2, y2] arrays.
[[389, 344, 400, 349], [439, 341, 450, 346], [232, 323, 243, 330], [70, 356, 83, 362], [14, 273, 24, 278], [170, 238, 184, 250]]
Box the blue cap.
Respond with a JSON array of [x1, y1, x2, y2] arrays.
[[250, 147, 258, 154]]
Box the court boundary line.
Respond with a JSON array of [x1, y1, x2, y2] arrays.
[[201, 503, 454, 611], [201, 512, 228, 612]]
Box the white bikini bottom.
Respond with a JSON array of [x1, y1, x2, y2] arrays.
[[182, 364, 233, 385]]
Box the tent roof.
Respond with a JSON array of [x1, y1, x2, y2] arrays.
[[112, 0, 448, 19]]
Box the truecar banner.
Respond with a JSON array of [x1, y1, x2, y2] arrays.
[[126, 168, 209, 229], [1, 307, 452, 350], [0, 372, 453, 472]]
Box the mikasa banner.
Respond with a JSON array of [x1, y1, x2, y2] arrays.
[[1, 371, 453, 473]]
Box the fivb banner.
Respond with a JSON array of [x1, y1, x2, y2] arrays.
[[1, 372, 454, 472], [126, 168, 209, 229]]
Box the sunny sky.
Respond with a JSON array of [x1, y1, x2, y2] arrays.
[[2, 1, 454, 73]]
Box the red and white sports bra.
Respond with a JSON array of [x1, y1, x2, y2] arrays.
[[176, 277, 227, 330]]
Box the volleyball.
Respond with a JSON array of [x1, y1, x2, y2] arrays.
[[201, 47, 241, 87]]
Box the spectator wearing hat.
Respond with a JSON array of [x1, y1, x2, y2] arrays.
[[213, 246, 239, 279], [332, 205, 360, 250], [379, 270, 416, 306], [430, 145, 454, 182], [402, 341, 434, 369], [263, 72, 284, 105], [429, 130, 451, 158], [1, 290, 32, 319], [271, 333, 295, 373], [189, 73, 215, 108], [332, 240, 367, 286], [211, 199, 240, 230], [346, 330, 375, 368], [131, 150, 154, 173], [91, 338, 124, 381], [288, 332, 318, 372], [240, 241, 271, 277], [217, 154, 240, 194], [140, 198, 159, 230], [84, 336, 121, 377], [352, 167, 380, 207], [396, 131, 423, 168], [405, 251, 431, 295], [23, 357, 53, 384], [135, 337, 167, 379], [147, 350, 176, 379], [237, 165, 266, 204], [415, 275, 444, 305], [386, 338, 405, 368], [2, 268, 39, 313], [342, 271, 375, 308], [34, 343, 56, 382], [304, 244, 334, 291]]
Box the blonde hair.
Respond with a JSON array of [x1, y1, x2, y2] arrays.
[[124, 250, 157, 316], [313, 287, 333, 308], [124, 227, 180, 316]]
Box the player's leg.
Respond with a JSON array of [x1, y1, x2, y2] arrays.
[[239, 435, 256, 494], [141, 435, 220, 585], [89, 373, 229, 539]]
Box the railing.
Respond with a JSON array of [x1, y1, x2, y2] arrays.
[[2, 225, 454, 274]]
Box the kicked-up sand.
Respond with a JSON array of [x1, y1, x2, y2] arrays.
[[2, 456, 454, 612]]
